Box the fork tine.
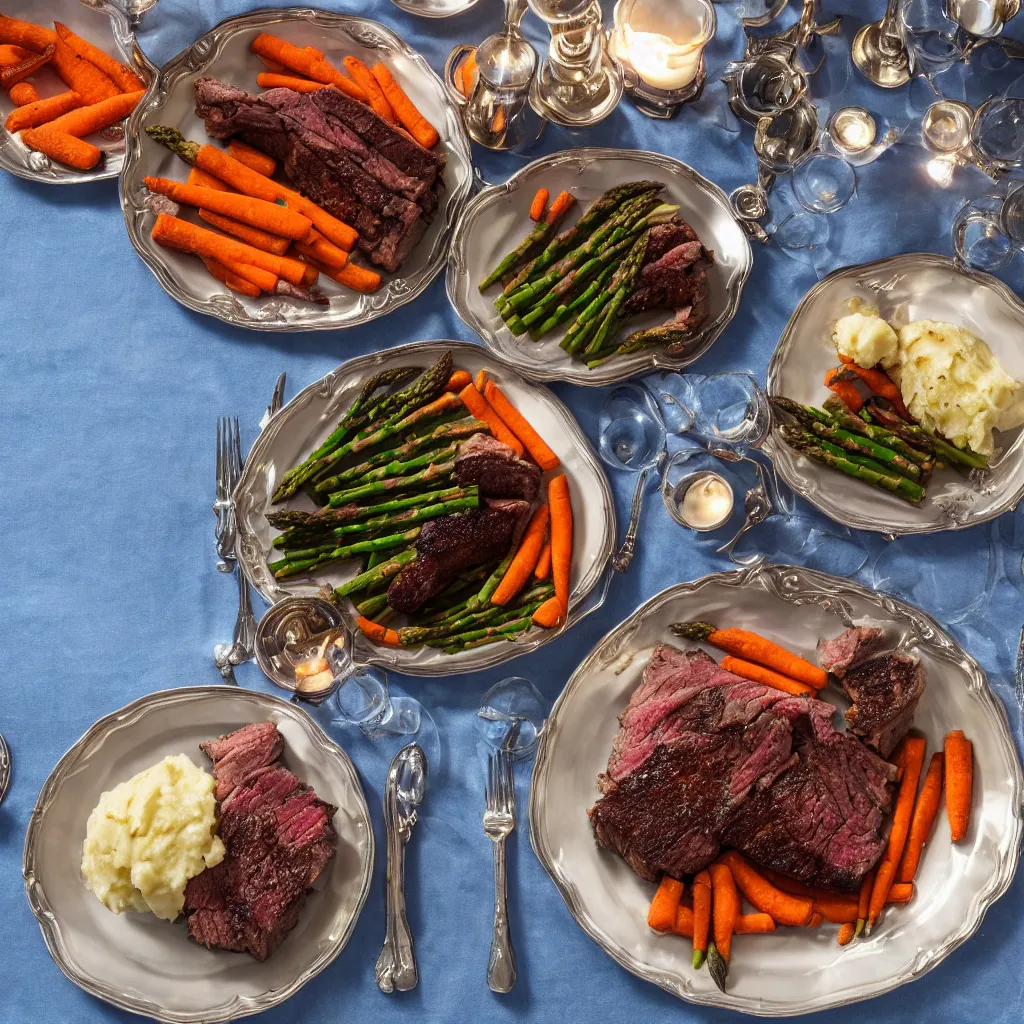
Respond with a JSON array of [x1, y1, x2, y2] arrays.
[[216, 418, 224, 499], [486, 752, 496, 810], [232, 416, 243, 481], [502, 750, 515, 814]]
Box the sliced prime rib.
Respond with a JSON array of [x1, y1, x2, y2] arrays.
[[455, 433, 542, 501], [386, 505, 523, 614], [817, 625, 887, 680], [841, 653, 926, 757], [183, 722, 337, 961], [589, 645, 896, 891]]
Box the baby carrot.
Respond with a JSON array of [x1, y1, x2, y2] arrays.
[[691, 869, 711, 968], [331, 261, 382, 293], [199, 209, 291, 256], [824, 367, 864, 413], [671, 622, 828, 689], [51, 34, 119, 104], [720, 655, 817, 697], [837, 922, 856, 946], [249, 34, 367, 102], [531, 595, 562, 629], [0, 43, 52, 88], [343, 55, 396, 122], [492, 504, 549, 605], [0, 14, 56, 53], [887, 883, 914, 904], [529, 186, 549, 222], [458, 384, 525, 457], [720, 851, 814, 927], [8, 81, 37, 105], [0, 43, 33, 65], [812, 895, 859, 924], [807, 912, 824, 927], [544, 190, 576, 225], [709, 860, 739, 981], [673, 904, 695, 938], [837, 354, 911, 420], [370, 62, 439, 148], [533, 540, 552, 581], [647, 876, 683, 933], [53, 22, 145, 92], [215, 257, 278, 293], [356, 616, 388, 644], [944, 730, 973, 842], [444, 369, 473, 393], [548, 473, 573, 625], [474, 368, 488, 392], [5, 90, 81, 133], [734, 913, 776, 935], [256, 72, 327, 92], [20, 126, 100, 169], [43, 90, 144, 137], [292, 229, 350, 270], [855, 868, 874, 937], [150, 214, 310, 287], [144, 176, 313, 240], [188, 166, 231, 191], [484, 381, 561, 470], [897, 751, 943, 882], [227, 139, 276, 177], [200, 256, 261, 297]]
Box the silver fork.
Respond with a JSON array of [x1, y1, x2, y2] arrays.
[[213, 417, 239, 572], [484, 735, 518, 993]]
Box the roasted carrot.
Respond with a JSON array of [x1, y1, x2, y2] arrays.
[[20, 126, 100, 169], [824, 367, 865, 413], [673, 622, 828, 689], [188, 166, 231, 191], [292, 228, 350, 269], [256, 71, 327, 92], [647, 876, 684, 932], [709, 861, 739, 964], [808, 911, 824, 927], [734, 913, 776, 935], [720, 655, 816, 697], [249, 34, 367, 101], [343, 55, 396, 122], [215, 257, 278, 293], [944, 730, 973, 842], [150, 214, 311, 287], [51, 34, 120, 104], [673, 904, 695, 938], [531, 595, 562, 629], [445, 369, 473, 393], [458, 384, 525, 457], [8, 81, 37, 105], [0, 14, 56, 53], [492, 504, 550, 605], [897, 751, 944, 882], [256, 54, 286, 72], [530, 187, 549, 222], [357, 616, 388, 643], [474, 368, 488, 392], [888, 883, 914, 904], [812, 896, 859, 924], [5, 89, 81, 132], [533, 540, 552, 581], [837, 354, 911, 419], [201, 255, 261, 297], [144, 176, 313, 240], [370, 62, 439, 148], [837, 922, 856, 946], [198, 209, 291, 256], [0, 43, 32, 65], [690, 869, 711, 968], [720, 851, 814, 926], [0, 43, 52, 88], [53, 22, 146, 92], [484, 381, 561, 470], [331, 261, 382, 293], [544, 190, 576, 225], [228, 139, 276, 177], [548, 473, 573, 625], [855, 868, 873, 937], [867, 735, 926, 932], [44, 90, 144, 137]]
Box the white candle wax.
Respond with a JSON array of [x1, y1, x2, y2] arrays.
[[621, 25, 704, 91], [680, 473, 733, 530]]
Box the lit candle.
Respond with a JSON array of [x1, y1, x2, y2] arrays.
[[679, 472, 734, 531], [619, 25, 703, 90], [829, 107, 877, 155]]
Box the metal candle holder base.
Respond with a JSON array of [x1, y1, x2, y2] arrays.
[[852, 16, 911, 87], [620, 55, 706, 120]]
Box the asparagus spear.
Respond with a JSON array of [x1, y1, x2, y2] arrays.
[[356, 592, 390, 617], [411, 564, 498, 623], [399, 584, 554, 646], [273, 526, 424, 579], [334, 548, 417, 598], [781, 426, 910, 484], [428, 609, 541, 649], [460, 546, 518, 616], [315, 443, 460, 494], [821, 396, 933, 465], [863, 399, 988, 470], [498, 181, 664, 297], [530, 262, 618, 341], [326, 460, 455, 507], [583, 231, 651, 356], [585, 324, 699, 366], [807, 420, 920, 481], [453, 620, 534, 651], [479, 197, 576, 290]]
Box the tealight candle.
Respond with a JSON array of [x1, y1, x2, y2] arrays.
[[829, 107, 877, 155], [678, 472, 734, 531]]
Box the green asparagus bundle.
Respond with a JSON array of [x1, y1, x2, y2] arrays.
[[862, 399, 988, 470], [819, 397, 934, 469], [334, 549, 417, 598]]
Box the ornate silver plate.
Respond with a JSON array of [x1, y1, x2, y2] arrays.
[[24, 686, 374, 1023], [764, 253, 1024, 536], [447, 148, 753, 387], [120, 8, 473, 331], [0, 0, 153, 185], [235, 340, 616, 676], [531, 564, 1023, 1016]]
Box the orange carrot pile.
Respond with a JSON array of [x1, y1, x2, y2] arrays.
[[492, 503, 549, 605], [458, 383, 524, 457], [250, 34, 367, 102], [530, 187, 549, 222], [228, 139, 276, 177], [944, 730, 973, 842], [370, 61, 439, 148], [51, 34, 119, 104], [897, 751, 943, 881], [720, 655, 816, 697], [720, 851, 813, 927], [199, 209, 292, 256], [343, 55, 395, 122], [5, 89, 81, 133], [54, 22, 144, 92], [484, 381, 560, 470], [444, 369, 472, 393]]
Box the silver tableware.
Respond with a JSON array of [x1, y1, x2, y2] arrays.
[[852, 0, 912, 88], [484, 725, 519, 992], [254, 596, 347, 697], [268, 372, 286, 419], [376, 743, 428, 993], [0, 732, 10, 806], [214, 417, 241, 573]]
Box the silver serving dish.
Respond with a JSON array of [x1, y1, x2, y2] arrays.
[[764, 253, 1024, 536], [530, 564, 1023, 1015], [234, 340, 616, 676], [0, 0, 154, 185], [23, 687, 374, 1023], [120, 8, 473, 331], [446, 148, 753, 387]]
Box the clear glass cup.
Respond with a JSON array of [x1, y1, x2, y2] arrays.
[[326, 646, 423, 739], [899, 0, 965, 80], [690, 372, 771, 448], [475, 677, 547, 759], [999, 182, 1024, 245], [791, 152, 857, 214], [971, 96, 1024, 171], [952, 193, 1014, 271], [598, 383, 667, 472], [772, 210, 831, 255]]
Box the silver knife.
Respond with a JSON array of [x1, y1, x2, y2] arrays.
[[259, 372, 287, 430]]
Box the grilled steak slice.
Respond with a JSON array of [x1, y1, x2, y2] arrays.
[[455, 433, 542, 501], [645, 219, 700, 262], [387, 506, 520, 613], [841, 653, 926, 757], [183, 723, 337, 961], [817, 625, 887, 680], [589, 645, 896, 890]]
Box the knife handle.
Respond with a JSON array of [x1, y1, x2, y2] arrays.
[[487, 837, 516, 993]]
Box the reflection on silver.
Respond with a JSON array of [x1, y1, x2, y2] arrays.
[[851, 0, 912, 88], [0, 733, 10, 806]]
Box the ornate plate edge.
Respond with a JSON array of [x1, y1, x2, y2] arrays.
[[22, 685, 375, 1024], [528, 563, 1024, 1016]]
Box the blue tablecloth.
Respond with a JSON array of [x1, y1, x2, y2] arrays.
[[3, 1, 1024, 1021]]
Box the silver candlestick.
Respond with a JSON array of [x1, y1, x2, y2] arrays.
[[852, 0, 911, 88]]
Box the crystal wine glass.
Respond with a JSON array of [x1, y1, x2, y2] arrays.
[[898, 0, 965, 102], [952, 193, 1014, 271], [476, 677, 547, 759], [791, 152, 857, 214], [598, 383, 667, 572], [971, 96, 1024, 173]]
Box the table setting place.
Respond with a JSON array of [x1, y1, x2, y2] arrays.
[[5, 0, 1024, 1022]]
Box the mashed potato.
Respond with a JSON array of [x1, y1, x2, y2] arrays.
[[82, 754, 225, 921], [833, 310, 899, 370]]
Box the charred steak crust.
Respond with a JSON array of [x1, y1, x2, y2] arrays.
[[817, 625, 887, 680], [454, 433, 542, 501], [841, 653, 926, 758], [589, 644, 896, 891]]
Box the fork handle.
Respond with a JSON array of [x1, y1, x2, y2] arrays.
[[487, 837, 516, 993]]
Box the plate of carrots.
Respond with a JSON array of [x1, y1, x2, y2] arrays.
[[0, 2, 151, 184], [530, 564, 1023, 1015], [120, 8, 472, 331], [233, 340, 617, 676]]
